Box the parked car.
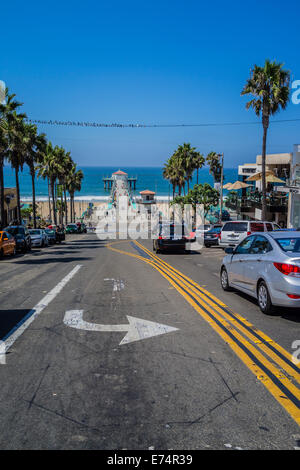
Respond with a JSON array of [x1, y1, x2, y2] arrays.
[[76, 222, 87, 233], [153, 222, 188, 253], [218, 220, 280, 249], [4, 226, 31, 252], [0, 230, 16, 257], [66, 223, 78, 234], [189, 224, 212, 242], [55, 226, 66, 243], [45, 228, 56, 244], [220, 231, 300, 314], [29, 229, 49, 247], [204, 226, 222, 247]]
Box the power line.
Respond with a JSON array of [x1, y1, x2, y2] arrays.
[[25, 118, 300, 129]]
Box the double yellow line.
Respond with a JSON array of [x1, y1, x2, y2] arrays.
[[107, 239, 300, 425]]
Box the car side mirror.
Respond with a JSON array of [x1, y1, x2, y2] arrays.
[[225, 247, 234, 254]]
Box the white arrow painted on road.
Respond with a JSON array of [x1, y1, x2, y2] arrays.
[[64, 310, 179, 345]]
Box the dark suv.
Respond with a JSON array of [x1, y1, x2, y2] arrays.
[[4, 225, 31, 252]]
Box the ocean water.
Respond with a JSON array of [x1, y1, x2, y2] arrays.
[[3, 166, 238, 200]]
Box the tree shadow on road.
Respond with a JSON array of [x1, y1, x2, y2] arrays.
[[0, 309, 32, 340], [14, 257, 92, 265]]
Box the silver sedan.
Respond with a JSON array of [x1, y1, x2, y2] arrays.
[[220, 231, 300, 314]]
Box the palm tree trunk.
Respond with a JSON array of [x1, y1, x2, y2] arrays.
[[51, 180, 57, 225], [261, 116, 269, 221], [48, 178, 52, 222], [71, 195, 74, 222], [64, 185, 68, 225], [197, 168, 199, 185], [30, 167, 36, 228], [0, 158, 6, 228], [15, 167, 21, 225]]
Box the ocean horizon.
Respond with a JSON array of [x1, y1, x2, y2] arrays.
[[3, 165, 238, 201]]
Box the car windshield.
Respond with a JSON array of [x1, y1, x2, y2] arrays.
[[222, 222, 248, 232], [207, 227, 221, 233], [29, 230, 41, 235], [276, 238, 300, 253], [45, 229, 55, 234]]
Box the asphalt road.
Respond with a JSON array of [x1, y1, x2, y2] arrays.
[[0, 233, 299, 450]]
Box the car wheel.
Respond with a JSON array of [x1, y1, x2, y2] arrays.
[[257, 281, 274, 315], [0, 249, 3, 259], [220, 267, 232, 291]]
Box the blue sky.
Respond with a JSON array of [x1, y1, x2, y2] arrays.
[[2, 0, 300, 167]]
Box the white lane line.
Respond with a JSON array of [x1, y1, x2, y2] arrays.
[[1, 265, 82, 355]]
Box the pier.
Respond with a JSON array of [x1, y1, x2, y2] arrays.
[[103, 170, 137, 190]]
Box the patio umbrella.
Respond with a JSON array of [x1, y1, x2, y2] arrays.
[[227, 181, 252, 190], [265, 174, 286, 184], [223, 182, 233, 189], [246, 170, 274, 182]]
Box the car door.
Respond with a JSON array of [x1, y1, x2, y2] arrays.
[[3, 231, 11, 254], [228, 236, 256, 288], [6, 232, 14, 254], [242, 235, 273, 293]]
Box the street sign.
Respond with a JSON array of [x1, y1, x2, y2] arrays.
[[64, 310, 178, 345], [0, 81, 5, 103]]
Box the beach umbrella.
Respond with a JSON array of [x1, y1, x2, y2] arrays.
[[227, 181, 252, 190], [246, 170, 274, 182], [223, 182, 233, 189]]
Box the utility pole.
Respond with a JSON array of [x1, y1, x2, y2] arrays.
[[219, 153, 224, 223]]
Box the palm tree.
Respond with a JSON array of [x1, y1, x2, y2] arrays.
[[206, 152, 221, 184], [241, 60, 290, 220], [24, 123, 47, 228], [36, 141, 54, 223], [176, 143, 196, 193], [67, 167, 83, 222], [0, 89, 23, 227], [7, 113, 27, 224], [193, 151, 205, 185]]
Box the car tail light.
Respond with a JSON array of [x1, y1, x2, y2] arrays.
[[247, 231, 251, 236], [287, 294, 300, 299], [274, 262, 300, 277]]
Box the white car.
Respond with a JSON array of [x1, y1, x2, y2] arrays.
[[220, 231, 300, 314], [218, 220, 280, 249], [29, 229, 49, 247]]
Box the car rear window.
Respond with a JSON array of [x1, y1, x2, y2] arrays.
[[161, 224, 186, 236], [29, 230, 41, 235], [250, 222, 265, 232], [222, 222, 248, 232], [276, 238, 300, 253]]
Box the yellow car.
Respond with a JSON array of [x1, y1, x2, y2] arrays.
[[0, 230, 16, 257]]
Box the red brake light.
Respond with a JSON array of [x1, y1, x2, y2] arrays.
[[247, 231, 251, 236], [274, 263, 300, 276], [287, 294, 300, 299]]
